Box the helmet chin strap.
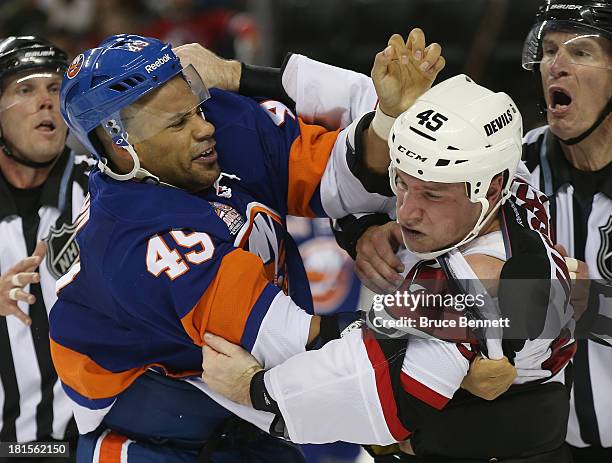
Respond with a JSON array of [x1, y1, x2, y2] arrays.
[[404, 195, 505, 260], [98, 143, 178, 189], [0, 136, 57, 168], [558, 97, 612, 145]]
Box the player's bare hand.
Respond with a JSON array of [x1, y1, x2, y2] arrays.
[[356, 222, 405, 294], [554, 244, 590, 320], [202, 332, 263, 406], [372, 28, 445, 117], [461, 355, 517, 400], [0, 241, 46, 326], [174, 43, 241, 91]]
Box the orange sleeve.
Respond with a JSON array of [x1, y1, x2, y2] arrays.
[[287, 118, 341, 217], [181, 248, 271, 345]]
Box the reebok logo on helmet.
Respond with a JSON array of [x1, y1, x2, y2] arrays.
[[145, 54, 171, 74]]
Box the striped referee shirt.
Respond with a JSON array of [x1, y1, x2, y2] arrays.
[[0, 149, 89, 443], [523, 125, 612, 449]]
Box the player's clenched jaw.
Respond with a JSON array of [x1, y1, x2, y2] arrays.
[[394, 170, 482, 254], [106, 75, 221, 192]]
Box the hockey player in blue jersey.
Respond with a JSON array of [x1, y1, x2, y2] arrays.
[[49, 33, 445, 462]]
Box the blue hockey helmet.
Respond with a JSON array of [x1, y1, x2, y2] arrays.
[[60, 34, 210, 181]]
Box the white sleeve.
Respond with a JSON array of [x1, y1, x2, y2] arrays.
[[265, 331, 470, 445], [251, 291, 312, 369], [265, 329, 397, 445], [401, 339, 470, 403], [279, 55, 393, 218], [184, 292, 315, 436], [320, 120, 396, 219], [283, 54, 378, 129]]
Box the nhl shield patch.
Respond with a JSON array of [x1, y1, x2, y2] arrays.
[[45, 222, 80, 279], [597, 216, 612, 280]]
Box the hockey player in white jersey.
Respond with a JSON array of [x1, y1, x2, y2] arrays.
[[200, 75, 575, 463]]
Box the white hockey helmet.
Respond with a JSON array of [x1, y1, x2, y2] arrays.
[[389, 74, 523, 259]]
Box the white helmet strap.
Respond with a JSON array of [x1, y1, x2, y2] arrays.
[[98, 142, 177, 189]]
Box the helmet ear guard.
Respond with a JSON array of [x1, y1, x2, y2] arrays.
[[388, 74, 523, 259]]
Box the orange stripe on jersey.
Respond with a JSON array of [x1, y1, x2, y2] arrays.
[[50, 338, 146, 400], [287, 119, 340, 217], [181, 249, 269, 345], [99, 431, 127, 463]]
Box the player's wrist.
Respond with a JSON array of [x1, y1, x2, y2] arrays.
[[249, 369, 280, 414], [223, 60, 242, 92], [371, 104, 397, 140]]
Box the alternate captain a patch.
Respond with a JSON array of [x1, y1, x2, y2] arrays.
[[45, 222, 79, 279], [598, 215, 612, 280]]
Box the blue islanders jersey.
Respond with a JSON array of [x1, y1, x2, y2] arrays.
[[49, 89, 344, 434]]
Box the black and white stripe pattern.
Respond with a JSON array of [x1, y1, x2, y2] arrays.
[[0, 150, 89, 443], [523, 126, 612, 449]]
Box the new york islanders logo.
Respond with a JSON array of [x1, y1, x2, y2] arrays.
[[66, 54, 84, 79]]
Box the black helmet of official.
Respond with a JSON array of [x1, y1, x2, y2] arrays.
[[522, 0, 612, 145], [0, 36, 68, 87], [523, 0, 612, 68], [535, 0, 612, 37]]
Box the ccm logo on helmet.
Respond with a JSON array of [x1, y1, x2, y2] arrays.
[[484, 109, 514, 136], [397, 145, 428, 162], [145, 54, 171, 73]]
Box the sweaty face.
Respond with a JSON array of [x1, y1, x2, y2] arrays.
[[540, 31, 612, 139], [124, 75, 219, 193], [394, 170, 482, 254], [0, 71, 67, 163]]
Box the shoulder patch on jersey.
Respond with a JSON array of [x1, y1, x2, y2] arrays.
[[45, 222, 80, 279], [209, 202, 245, 236], [597, 215, 612, 280]]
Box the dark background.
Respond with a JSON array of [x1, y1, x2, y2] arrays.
[[1, 0, 545, 129]]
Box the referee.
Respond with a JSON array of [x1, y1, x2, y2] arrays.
[[0, 37, 89, 462], [521, 2, 612, 461]]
